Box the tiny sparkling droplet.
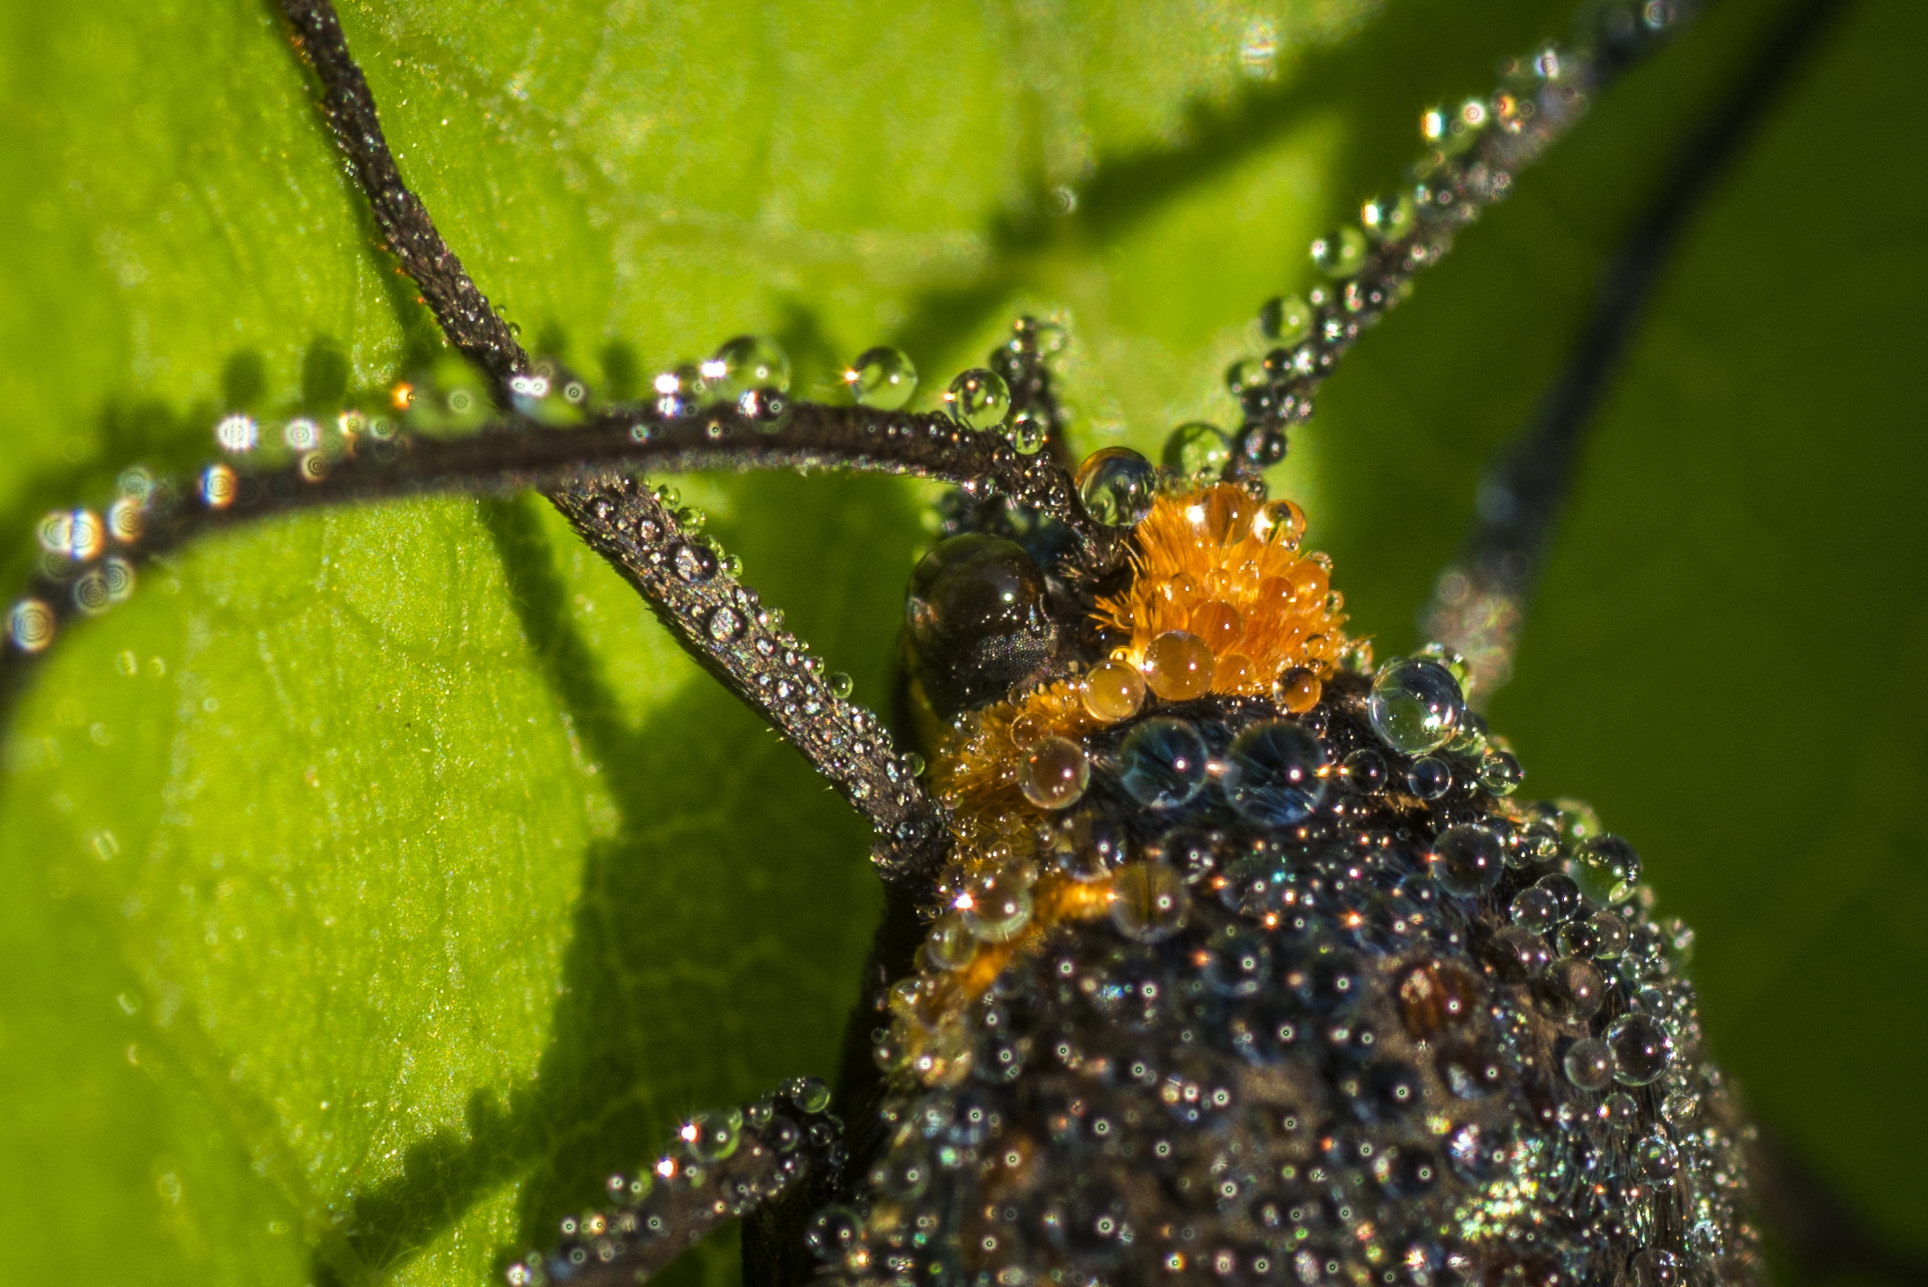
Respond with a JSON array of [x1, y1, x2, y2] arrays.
[[8, 599, 56, 653], [1571, 834, 1643, 906], [1109, 861, 1190, 942], [1018, 736, 1091, 810], [1119, 718, 1209, 809], [709, 335, 791, 397], [1258, 294, 1312, 344], [1222, 720, 1327, 826], [944, 368, 1011, 431], [1142, 630, 1215, 701], [1406, 755, 1451, 801], [1162, 422, 1231, 480], [1368, 657, 1465, 754], [214, 413, 259, 454], [1082, 659, 1146, 722], [1361, 190, 1417, 242], [844, 346, 917, 410], [1310, 226, 1368, 278], [1606, 1013, 1673, 1086], [1075, 448, 1157, 527], [1562, 1037, 1613, 1090], [1431, 824, 1505, 897]]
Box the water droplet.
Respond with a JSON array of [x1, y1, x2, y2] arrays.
[[1222, 720, 1327, 825], [805, 1205, 863, 1262], [681, 1107, 744, 1162], [102, 497, 141, 547], [1571, 833, 1642, 906], [1075, 447, 1157, 527], [944, 368, 1011, 431], [1555, 917, 1600, 959], [1492, 925, 1552, 980], [705, 605, 745, 643], [1142, 630, 1215, 701], [1422, 97, 1491, 155], [1588, 909, 1630, 959], [1510, 885, 1559, 932], [1661, 1086, 1702, 1126], [8, 599, 56, 653], [1258, 294, 1312, 344], [1599, 1090, 1640, 1134], [1254, 498, 1306, 547], [1634, 1134, 1681, 1181], [214, 413, 259, 454], [1110, 861, 1190, 942], [873, 1153, 930, 1201], [1367, 657, 1465, 753], [1005, 410, 1047, 455], [1534, 872, 1583, 921], [35, 510, 73, 556], [786, 1076, 833, 1114], [925, 914, 976, 971], [1538, 956, 1606, 1021], [826, 671, 854, 699], [1162, 422, 1231, 480], [672, 542, 718, 583], [1203, 927, 1271, 997], [1274, 667, 1322, 714], [1406, 755, 1451, 801], [73, 569, 113, 615], [1562, 1037, 1613, 1090], [843, 346, 917, 409], [1019, 736, 1091, 810], [1606, 1013, 1673, 1086], [282, 418, 321, 451], [46, 508, 104, 558], [1310, 226, 1368, 278], [735, 386, 790, 428], [1055, 811, 1127, 882], [201, 464, 239, 510], [962, 871, 1034, 942], [1341, 747, 1386, 794], [1430, 824, 1505, 897], [1224, 356, 1269, 396], [709, 335, 791, 397], [1082, 658, 1146, 722], [1189, 601, 1244, 653], [1478, 749, 1523, 795], [1119, 717, 1209, 809], [1360, 191, 1417, 242]]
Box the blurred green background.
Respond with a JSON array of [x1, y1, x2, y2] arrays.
[[0, 0, 1921, 1283]]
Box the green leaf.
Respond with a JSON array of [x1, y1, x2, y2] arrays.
[[1, 1, 1923, 1285]]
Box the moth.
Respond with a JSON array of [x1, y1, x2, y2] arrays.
[[0, 1, 1922, 1285]]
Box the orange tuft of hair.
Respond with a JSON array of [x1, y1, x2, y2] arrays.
[[1093, 483, 1350, 705]]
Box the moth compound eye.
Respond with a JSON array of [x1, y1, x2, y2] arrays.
[[905, 534, 1057, 718]]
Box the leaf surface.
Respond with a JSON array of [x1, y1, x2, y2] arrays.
[[1, 1, 1922, 1284]]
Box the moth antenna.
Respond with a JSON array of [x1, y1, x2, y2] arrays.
[[278, 0, 528, 386], [281, 0, 962, 877], [0, 0, 958, 879], [1218, 0, 1711, 477], [1422, 0, 1858, 707]]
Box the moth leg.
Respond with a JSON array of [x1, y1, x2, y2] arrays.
[[506, 1078, 847, 1287], [269, 0, 952, 875], [1420, 0, 1856, 706]]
